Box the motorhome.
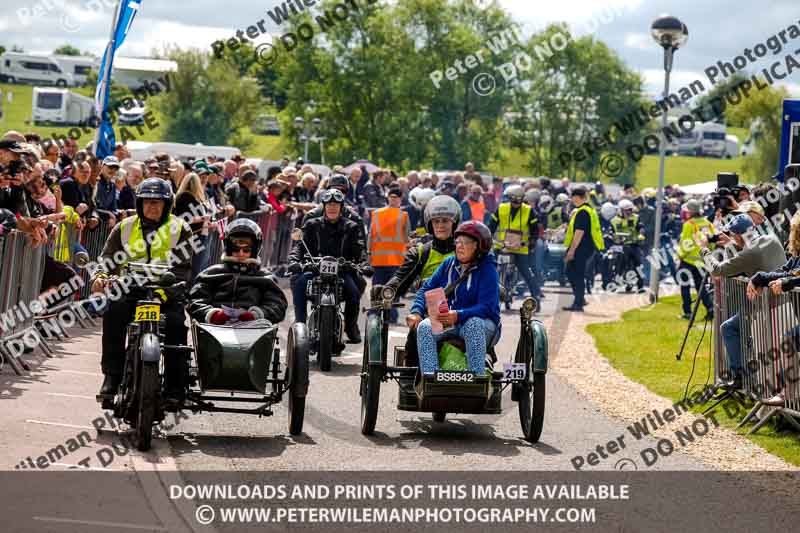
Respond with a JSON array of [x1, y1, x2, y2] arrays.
[[125, 141, 242, 162], [52, 55, 97, 86], [699, 122, 727, 158], [0, 52, 75, 86], [32, 88, 95, 125], [725, 134, 739, 159]]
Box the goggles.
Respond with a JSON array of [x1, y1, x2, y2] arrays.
[[321, 189, 345, 204]]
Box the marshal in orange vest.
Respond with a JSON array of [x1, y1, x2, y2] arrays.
[[369, 207, 409, 267]]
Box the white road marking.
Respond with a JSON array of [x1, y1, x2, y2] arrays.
[[51, 369, 103, 376], [44, 392, 96, 400], [25, 419, 96, 430], [33, 517, 167, 531]]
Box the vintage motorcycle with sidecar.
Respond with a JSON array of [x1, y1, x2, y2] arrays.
[[100, 262, 309, 451], [359, 286, 547, 442]]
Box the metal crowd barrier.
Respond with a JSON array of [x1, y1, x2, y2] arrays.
[[0, 230, 49, 374], [712, 276, 800, 432], [232, 208, 293, 270]]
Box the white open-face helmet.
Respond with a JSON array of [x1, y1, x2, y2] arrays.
[[600, 202, 618, 221], [538, 195, 554, 213], [423, 195, 461, 233], [556, 193, 569, 204], [409, 187, 436, 210], [618, 199, 634, 213]]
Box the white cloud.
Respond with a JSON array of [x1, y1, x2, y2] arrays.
[[624, 32, 651, 51]]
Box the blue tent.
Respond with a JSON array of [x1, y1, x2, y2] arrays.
[[777, 98, 800, 182]]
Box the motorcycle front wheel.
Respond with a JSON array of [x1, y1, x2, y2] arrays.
[[135, 363, 160, 451], [317, 307, 335, 372]]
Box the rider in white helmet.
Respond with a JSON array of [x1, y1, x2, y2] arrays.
[[611, 198, 645, 290]]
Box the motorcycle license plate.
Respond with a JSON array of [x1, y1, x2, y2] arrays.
[[320, 259, 338, 275], [498, 254, 512, 265], [434, 371, 475, 383], [134, 304, 160, 322], [503, 362, 527, 380]]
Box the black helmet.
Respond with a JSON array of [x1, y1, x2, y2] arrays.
[[223, 218, 263, 268], [328, 174, 349, 192], [135, 177, 173, 225]]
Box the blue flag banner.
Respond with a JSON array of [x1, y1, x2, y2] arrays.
[[93, 0, 142, 159]]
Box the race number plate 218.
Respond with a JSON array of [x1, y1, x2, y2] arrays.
[[503, 363, 527, 380], [134, 304, 160, 322], [320, 259, 338, 275]]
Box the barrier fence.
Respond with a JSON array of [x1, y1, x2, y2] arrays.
[[1, 206, 296, 374], [712, 276, 800, 432]]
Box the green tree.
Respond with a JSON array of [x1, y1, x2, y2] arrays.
[[507, 26, 644, 182], [0, 46, 5, 56], [54, 44, 81, 56], [726, 80, 787, 181], [152, 47, 260, 149], [694, 72, 749, 126], [272, 0, 513, 168]]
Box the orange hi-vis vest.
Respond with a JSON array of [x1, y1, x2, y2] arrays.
[[467, 198, 485, 223], [370, 207, 409, 267]]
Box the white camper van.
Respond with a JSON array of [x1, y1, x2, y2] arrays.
[[0, 53, 75, 86], [52, 55, 97, 86], [32, 88, 95, 125], [699, 122, 727, 158]]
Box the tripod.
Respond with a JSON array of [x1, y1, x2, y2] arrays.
[[676, 271, 709, 361]]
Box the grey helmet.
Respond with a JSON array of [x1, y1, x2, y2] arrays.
[[538, 195, 554, 213], [423, 194, 461, 233], [505, 185, 525, 203], [409, 187, 436, 210], [600, 202, 618, 221]]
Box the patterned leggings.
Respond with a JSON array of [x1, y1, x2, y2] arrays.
[[417, 317, 497, 374]]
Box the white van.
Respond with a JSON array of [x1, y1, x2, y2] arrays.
[[741, 118, 763, 157], [32, 88, 95, 125], [52, 55, 97, 86], [0, 53, 75, 86], [699, 122, 727, 158]]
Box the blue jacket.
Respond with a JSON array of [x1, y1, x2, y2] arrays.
[[411, 253, 501, 327]]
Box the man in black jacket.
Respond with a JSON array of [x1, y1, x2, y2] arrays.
[[302, 174, 366, 245], [189, 218, 287, 325], [288, 189, 367, 343]]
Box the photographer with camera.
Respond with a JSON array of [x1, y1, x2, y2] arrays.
[[697, 203, 785, 389]]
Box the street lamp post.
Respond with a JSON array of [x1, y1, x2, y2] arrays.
[[648, 15, 688, 302], [294, 115, 324, 164]]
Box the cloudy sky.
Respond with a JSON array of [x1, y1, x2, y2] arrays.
[[2, 0, 799, 95]]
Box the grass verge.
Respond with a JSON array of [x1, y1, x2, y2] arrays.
[[586, 294, 800, 467]]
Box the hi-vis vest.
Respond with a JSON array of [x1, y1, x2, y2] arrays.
[[370, 207, 409, 267], [52, 205, 81, 263], [419, 244, 453, 280], [611, 214, 641, 244], [677, 216, 715, 268], [547, 209, 563, 230], [120, 214, 182, 265], [466, 198, 486, 224], [564, 204, 605, 252], [495, 203, 532, 254]]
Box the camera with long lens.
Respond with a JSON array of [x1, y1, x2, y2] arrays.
[[712, 172, 738, 215]]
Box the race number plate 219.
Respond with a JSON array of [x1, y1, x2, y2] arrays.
[[134, 304, 160, 322], [320, 259, 338, 275], [503, 363, 527, 380]]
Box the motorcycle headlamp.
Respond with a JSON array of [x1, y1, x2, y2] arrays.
[[381, 286, 395, 301]]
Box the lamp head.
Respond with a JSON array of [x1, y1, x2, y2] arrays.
[[651, 15, 688, 50]]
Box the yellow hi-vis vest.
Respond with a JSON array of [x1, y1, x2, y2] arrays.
[[52, 205, 81, 263], [677, 216, 715, 268], [564, 204, 605, 252], [547, 209, 563, 230], [611, 214, 641, 244], [495, 203, 532, 254], [119, 214, 182, 265], [370, 207, 408, 267]]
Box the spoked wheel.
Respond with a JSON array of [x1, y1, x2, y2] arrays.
[[135, 363, 160, 451], [287, 323, 310, 436], [432, 412, 446, 423], [317, 307, 335, 372], [519, 372, 546, 443], [360, 333, 381, 435]]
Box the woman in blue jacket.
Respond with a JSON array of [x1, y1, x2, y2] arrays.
[[406, 221, 501, 374]]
